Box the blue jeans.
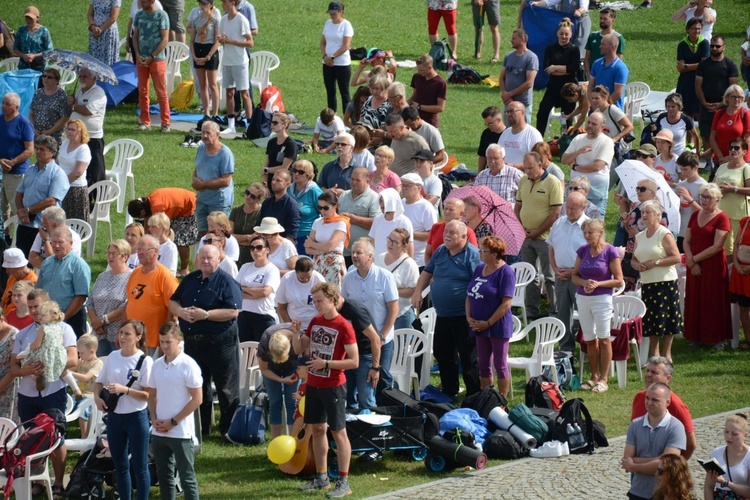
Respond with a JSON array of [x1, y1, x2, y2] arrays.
[[394, 308, 416, 330], [295, 234, 309, 257], [108, 409, 151, 500], [377, 339, 394, 400], [345, 353, 375, 410], [589, 196, 608, 220], [264, 373, 299, 425]]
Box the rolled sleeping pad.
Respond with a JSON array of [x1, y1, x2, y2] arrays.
[[488, 407, 536, 449], [428, 435, 487, 470]]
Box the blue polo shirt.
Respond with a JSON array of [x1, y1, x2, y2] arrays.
[[590, 56, 629, 110], [318, 159, 354, 191], [171, 268, 242, 335], [425, 244, 481, 317], [194, 143, 235, 209], [37, 251, 91, 312], [342, 265, 399, 341], [259, 193, 301, 240], [16, 161, 70, 227], [0, 113, 34, 175]]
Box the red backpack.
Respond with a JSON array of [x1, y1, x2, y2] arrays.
[[260, 86, 284, 113], [0, 413, 61, 499]]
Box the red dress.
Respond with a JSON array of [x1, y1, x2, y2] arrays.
[[730, 216, 750, 297], [684, 211, 731, 343]]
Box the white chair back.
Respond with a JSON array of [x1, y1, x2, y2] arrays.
[[104, 138, 143, 214], [239, 341, 260, 404], [417, 307, 436, 388], [165, 41, 190, 97], [0, 417, 18, 445], [623, 82, 650, 124], [50, 65, 77, 91], [87, 180, 120, 257], [510, 262, 536, 327], [612, 295, 647, 330], [0, 57, 19, 72], [390, 329, 426, 394], [4, 215, 18, 248], [66, 218, 92, 244], [250, 51, 280, 94]]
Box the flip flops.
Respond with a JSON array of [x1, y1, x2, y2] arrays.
[[580, 379, 596, 391]]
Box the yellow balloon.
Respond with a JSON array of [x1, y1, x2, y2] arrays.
[[267, 435, 296, 464], [299, 396, 306, 417]]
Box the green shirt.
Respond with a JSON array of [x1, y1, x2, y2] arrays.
[[585, 30, 626, 63], [134, 9, 170, 61]]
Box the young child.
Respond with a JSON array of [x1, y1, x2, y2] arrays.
[[292, 355, 308, 420], [5, 280, 35, 330], [73, 334, 104, 438], [16, 301, 81, 394], [350, 125, 375, 172], [312, 108, 345, 154]]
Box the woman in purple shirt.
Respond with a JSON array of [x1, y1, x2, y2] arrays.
[[572, 219, 623, 394], [465, 236, 516, 397]]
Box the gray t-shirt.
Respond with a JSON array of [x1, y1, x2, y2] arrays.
[[626, 413, 686, 499], [502, 49, 539, 107]]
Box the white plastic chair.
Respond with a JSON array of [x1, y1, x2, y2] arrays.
[[250, 51, 280, 95], [104, 138, 143, 214], [623, 82, 650, 126], [510, 262, 536, 329], [2, 437, 63, 500], [507, 317, 565, 389], [50, 65, 77, 91], [87, 180, 120, 257], [390, 329, 426, 398], [165, 41, 190, 97], [119, 37, 133, 62], [418, 307, 436, 389], [4, 215, 18, 248], [0, 417, 18, 445], [239, 341, 260, 405], [610, 295, 647, 389], [506, 315, 524, 398], [66, 218, 92, 244], [0, 57, 19, 72], [66, 401, 104, 453]]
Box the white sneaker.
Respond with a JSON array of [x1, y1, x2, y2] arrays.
[[530, 440, 567, 458], [219, 127, 236, 136]]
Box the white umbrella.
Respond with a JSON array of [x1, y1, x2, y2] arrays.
[[616, 159, 680, 234]]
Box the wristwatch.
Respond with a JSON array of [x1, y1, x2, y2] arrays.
[[170, 418, 178, 427], [654, 260, 660, 267]]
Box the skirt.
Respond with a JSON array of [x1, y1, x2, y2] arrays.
[[193, 42, 220, 70], [61, 186, 90, 222], [313, 251, 345, 290], [171, 214, 199, 247], [641, 280, 683, 338]]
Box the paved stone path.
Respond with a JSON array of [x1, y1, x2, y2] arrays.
[[368, 408, 747, 499]]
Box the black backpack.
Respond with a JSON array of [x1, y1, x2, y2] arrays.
[[550, 398, 608, 454], [437, 173, 453, 204], [243, 106, 272, 140], [447, 63, 487, 85], [461, 387, 508, 420], [525, 375, 565, 411], [484, 430, 528, 460]]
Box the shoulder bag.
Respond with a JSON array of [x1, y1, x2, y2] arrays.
[[99, 354, 146, 412]]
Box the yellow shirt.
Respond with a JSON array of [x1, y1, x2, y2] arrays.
[[516, 171, 564, 240]]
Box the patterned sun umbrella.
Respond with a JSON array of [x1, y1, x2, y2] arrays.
[[43, 49, 118, 85], [446, 185, 525, 255], [616, 159, 681, 234]]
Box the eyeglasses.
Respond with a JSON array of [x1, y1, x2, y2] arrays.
[[374, 153, 389, 159], [729, 145, 742, 151], [635, 186, 652, 193], [656, 467, 664, 476], [105, 251, 124, 256], [700, 194, 715, 200], [334, 142, 350, 147], [386, 237, 401, 245], [710, 44, 724, 48], [318, 205, 333, 211], [569, 186, 584, 191], [42, 75, 58, 80], [478, 248, 493, 254], [138, 247, 159, 253], [249, 244, 267, 251], [505, 109, 521, 114], [204, 238, 224, 244], [729, 95, 745, 100], [292, 169, 307, 175], [244, 190, 260, 199]]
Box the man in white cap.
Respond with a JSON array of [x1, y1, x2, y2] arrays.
[[401, 173, 438, 269], [318, 133, 357, 196], [1, 247, 36, 313]]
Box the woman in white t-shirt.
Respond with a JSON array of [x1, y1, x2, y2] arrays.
[[375, 228, 419, 329], [236, 235, 280, 342], [305, 191, 349, 290], [321, 1, 353, 113], [254, 219, 298, 275], [704, 413, 750, 499], [58, 119, 92, 221], [147, 212, 178, 275], [94, 319, 153, 500], [276, 257, 326, 330]]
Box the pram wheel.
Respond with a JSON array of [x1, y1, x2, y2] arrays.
[[425, 453, 446, 472], [328, 459, 339, 479], [412, 447, 428, 461]]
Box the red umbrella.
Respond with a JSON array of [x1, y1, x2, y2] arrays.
[[446, 185, 525, 255]]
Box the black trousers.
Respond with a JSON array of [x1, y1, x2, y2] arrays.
[[433, 315, 480, 398], [322, 64, 351, 113], [16, 224, 38, 258], [184, 323, 240, 436], [237, 310, 276, 343], [87, 137, 106, 187], [536, 84, 576, 137]]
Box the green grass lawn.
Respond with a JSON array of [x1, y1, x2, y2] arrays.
[[5, 0, 750, 497]]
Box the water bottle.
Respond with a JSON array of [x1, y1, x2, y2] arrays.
[[566, 424, 575, 444], [571, 423, 587, 450]]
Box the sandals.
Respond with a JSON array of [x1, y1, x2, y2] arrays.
[[52, 484, 65, 499], [491, 57, 500, 63], [592, 381, 609, 393], [580, 379, 596, 391], [739, 342, 750, 351]]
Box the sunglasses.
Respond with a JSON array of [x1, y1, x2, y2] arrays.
[[249, 244, 267, 251], [244, 190, 261, 199], [700, 194, 715, 200], [635, 186, 651, 193], [318, 205, 333, 211], [635, 153, 654, 159], [729, 145, 743, 151], [569, 186, 584, 191], [334, 142, 350, 147], [42, 75, 59, 80], [204, 238, 224, 245], [656, 467, 664, 476], [271, 120, 281, 125], [292, 169, 307, 175], [710, 44, 724, 48]]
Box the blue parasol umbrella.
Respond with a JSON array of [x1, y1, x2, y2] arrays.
[[43, 49, 118, 85]]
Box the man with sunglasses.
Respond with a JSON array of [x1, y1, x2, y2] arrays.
[[622, 382, 686, 500], [338, 167, 381, 268], [318, 133, 357, 196]]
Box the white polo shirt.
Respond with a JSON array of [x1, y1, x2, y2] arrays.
[[148, 351, 203, 439]]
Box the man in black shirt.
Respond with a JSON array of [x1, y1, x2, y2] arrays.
[[477, 106, 506, 171]]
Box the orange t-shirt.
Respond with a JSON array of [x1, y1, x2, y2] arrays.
[[1, 269, 37, 313], [147, 188, 197, 220], [125, 264, 178, 348]]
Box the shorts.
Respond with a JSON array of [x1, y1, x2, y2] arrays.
[[222, 64, 250, 91], [304, 384, 347, 431], [732, 293, 750, 308], [18, 388, 68, 436], [427, 8, 457, 36], [195, 203, 231, 231], [171, 214, 199, 247], [698, 107, 716, 137], [193, 43, 220, 70], [160, 0, 185, 34], [72, 397, 93, 421], [576, 293, 614, 342], [472, 0, 500, 26]]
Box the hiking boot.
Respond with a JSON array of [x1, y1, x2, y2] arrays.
[[300, 476, 331, 492], [326, 479, 352, 498], [161, 125, 171, 134], [135, 123, 151, 131]]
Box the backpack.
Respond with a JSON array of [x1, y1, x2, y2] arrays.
[[0, 20, 14, 60], [225, 386, 268, 445], [484, 430, 528, 460], [448, 63, 487, 85], [243, 106, 272, 140], [260, 85, 284, 113], [549, 398, 608, 454], [169, 79, 195, 110], [525, 375, 565, 411], [542, 351, 575, 391], [508, 403, 549, 443], [461, 387, 508, 421], [0, 412, 61, 499], [429, 39, 453, 71], [65, 443, 109, 499], [437, 173, 454, 204]]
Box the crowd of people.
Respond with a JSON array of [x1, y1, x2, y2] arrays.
[[0, 0, 749, 498]]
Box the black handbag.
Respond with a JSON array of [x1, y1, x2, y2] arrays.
[[99, 355, 146, 412]]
